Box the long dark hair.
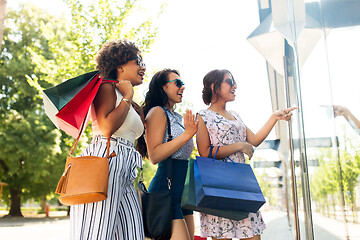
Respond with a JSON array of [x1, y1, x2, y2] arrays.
[[137, 69, 180, 157], [202, 69, 234, 105]]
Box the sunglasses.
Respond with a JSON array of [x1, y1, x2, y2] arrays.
[[224, 78, 236, 87], [166, 79, 184, 88], [127, 56, 146, 68]]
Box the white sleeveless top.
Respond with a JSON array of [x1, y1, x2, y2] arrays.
[[91, 89, 144, 143]]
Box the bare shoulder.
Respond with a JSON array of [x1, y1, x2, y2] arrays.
[[96, 82, 115, 99], [146, 106, 166, 122], [99, 81, 115, 91], [196, 113, 204, 121], [93, 82, 116, 107]]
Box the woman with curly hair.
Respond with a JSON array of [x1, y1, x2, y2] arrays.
[[70, 39, 146, 240], [137, 69, 198, 240], [196, 69, 297, 240]]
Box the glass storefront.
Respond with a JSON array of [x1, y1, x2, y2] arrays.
[[249, 0, 360, 239]]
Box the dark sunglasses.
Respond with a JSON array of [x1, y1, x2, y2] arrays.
[[166, 79, 184, 88], [126, 56, 146, 68], [224, 78, 236, 87]]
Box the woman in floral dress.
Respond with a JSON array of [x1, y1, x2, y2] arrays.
[[196, 69, 297, 240]]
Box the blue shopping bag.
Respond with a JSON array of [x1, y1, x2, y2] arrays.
[[181, 159, 248, 221], [194, 154, 265, 213]]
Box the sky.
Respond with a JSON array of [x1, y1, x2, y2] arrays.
[[7, 0, 360, 142]]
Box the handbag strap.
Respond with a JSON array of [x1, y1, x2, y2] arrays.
[[162, 107, 173, 189], [138, 107, 173, 189], [69, 131, 111, 158]]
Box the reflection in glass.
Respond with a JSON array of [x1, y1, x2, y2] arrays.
[[249, 0, 360, 239]]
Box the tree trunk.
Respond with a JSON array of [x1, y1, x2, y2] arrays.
[[0, 0, 7, 52], [41, 196, 46, 212], [8, 187, 23, 217]]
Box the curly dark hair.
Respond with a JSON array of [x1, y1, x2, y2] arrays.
[[202, 69, 234, 105], [136, 69, 180, 157], [95, 39, 141, 79]]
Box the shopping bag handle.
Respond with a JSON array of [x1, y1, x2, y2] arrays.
[[100, 78, 118, 84], [208, 146, 220, 159], [208, 146, 236, 164], [225, 156, 236, 164]]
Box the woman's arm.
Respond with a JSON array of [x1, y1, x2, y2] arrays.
[[145, 107, 198, 164], [246, 106, 298, 147], [93, 81, 134, 138], [245, 116, 277, 147], [334, 105, 360, 133], [196, 115, 254, 160]]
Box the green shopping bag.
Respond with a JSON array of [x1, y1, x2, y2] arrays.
[[181, 159, 248, 221]]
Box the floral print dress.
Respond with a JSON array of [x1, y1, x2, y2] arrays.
[[198, 109, 266, 239]]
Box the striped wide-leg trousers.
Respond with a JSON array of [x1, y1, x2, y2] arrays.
[[70, 136, 145, 240]]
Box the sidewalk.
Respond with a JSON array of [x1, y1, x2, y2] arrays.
[[1, 209, 359, 239], [310, 212, 360, 240], [262, 210, 294, 239], [261, 210, 360, 240], [0, 210, 69, 227]]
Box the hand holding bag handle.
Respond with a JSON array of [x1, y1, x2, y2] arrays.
[[138, 107, 173, 240], [209, 145, 236, 164]]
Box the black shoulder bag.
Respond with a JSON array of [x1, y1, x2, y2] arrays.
[[137, 108, 173, 240]]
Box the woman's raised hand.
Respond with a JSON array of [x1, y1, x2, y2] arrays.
[[183, 109, 199, 139], [333, 105, 350, 118], [273, 106, 298, 121]]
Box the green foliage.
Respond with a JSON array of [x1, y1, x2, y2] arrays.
[[310, 150, 339, 201], [39, 0, 159, 81], [0, 4, 68, 209], [310, 147, 360, 222], [0, 4, 60, 115]]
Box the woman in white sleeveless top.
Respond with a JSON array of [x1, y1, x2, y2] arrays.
[[70, 39, 146, 240]]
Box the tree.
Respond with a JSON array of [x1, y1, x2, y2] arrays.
[[310, 151, 339, 216], [0, 3, 70, 216], [39, 0, 160, 77], [0, 110, 62, 216], [340, 150, 360, 222], [0, 0, 161, 216], [310, 146, 360, 222]]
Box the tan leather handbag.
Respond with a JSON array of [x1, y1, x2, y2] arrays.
[[55, 136, 115, 206]]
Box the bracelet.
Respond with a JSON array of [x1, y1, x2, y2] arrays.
[[121, 98, 131, 107]]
